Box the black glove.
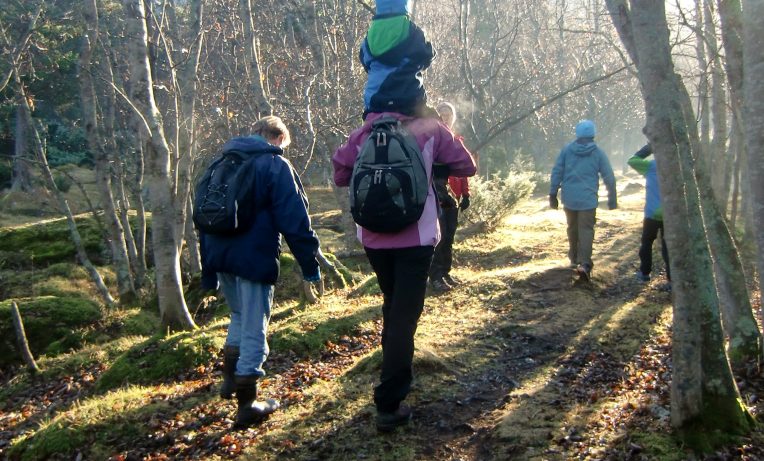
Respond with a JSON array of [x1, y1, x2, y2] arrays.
[[635, 144, 653, 159], [432, 163, 450, 179], [608, 195, 618, 210], [459, 196, 470, 210], [549, 194, 559, 210]]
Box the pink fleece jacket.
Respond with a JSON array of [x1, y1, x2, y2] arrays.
[[333, 112, 477, 249]]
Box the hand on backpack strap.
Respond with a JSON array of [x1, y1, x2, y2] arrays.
[[459, 196, 470, 210], [549, 194, 559, 210]]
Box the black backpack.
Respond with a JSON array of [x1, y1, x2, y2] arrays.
[[192, 149, 270, 235], [349, 117, 429, 233]]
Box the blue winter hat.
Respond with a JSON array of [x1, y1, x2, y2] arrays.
[[376, 0, 410, 15], [575, 120, 596, 138]]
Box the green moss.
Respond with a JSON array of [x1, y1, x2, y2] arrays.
[[270, 305, 377, 356], [8, 386, 173, 460], [45, 262, 88, 279], [9, 420, 87, 461], [0, 216, 106, 266], [677, 396, 756, 453], [349, 275, 381, 297], [628, 431, 686, 461], [95, 329, 224, 392], [344, 349, 382, 377], [0, 296, 102, 367], [121, 309, 160, 337]]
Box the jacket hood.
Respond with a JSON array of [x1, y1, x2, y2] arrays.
[[221, 135, 282, 156], [570, 140, 597, 156]]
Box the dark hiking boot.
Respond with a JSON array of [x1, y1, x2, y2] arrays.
[[430, 278, 452, 293], [657, 281, 672, 292], [443, 274, 461, 286], [635, 271, 651, 283], [576, 264, 591, 281], [376, 403, 412, 432], [233, 375, 280, 429], [220, 345, 239, 399]]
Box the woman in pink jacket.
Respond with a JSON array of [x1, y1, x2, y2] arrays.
[[333, 112, 476, 431]]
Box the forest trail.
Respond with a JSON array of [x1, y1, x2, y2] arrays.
[[4, 184, 761, 460]]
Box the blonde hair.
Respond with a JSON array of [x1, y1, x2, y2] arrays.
[[436, 102, 457, 121], [252, 116, 291, 148]]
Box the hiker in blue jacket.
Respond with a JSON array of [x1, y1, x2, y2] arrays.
[[628, 143, 671, 288], [549, 120, 617, 281], [199, 116, 321, 429], [360, 0, 435, 118]]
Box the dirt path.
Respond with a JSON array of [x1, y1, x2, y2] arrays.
[[5, 190, 762, 460]]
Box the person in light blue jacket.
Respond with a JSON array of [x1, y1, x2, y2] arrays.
[[549, 120, 616, 280]]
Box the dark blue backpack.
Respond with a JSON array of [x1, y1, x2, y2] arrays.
[[192, 150, 270, 235]]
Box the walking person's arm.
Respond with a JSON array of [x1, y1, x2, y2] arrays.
[[549, 150, 565, 209], [270, 158, 321, 281]]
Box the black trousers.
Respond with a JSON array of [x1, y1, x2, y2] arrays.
[[364, 245, 434, 412], [429, 206, 459, 280], [639, 217, 671, 280]]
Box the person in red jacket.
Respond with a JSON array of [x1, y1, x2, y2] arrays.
[[429, 102, 472, 291]]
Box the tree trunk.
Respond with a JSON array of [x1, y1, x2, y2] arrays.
[[704, 0, 730, 211], [184, 195, 202, 275], [170, 0, 204, 268], [239, 0, 272, 116], [674, 68, 761, 368], [79, 0, 136, 303], [695, 0, 711, 165], [122, 0, 196, 331], [11, 105, 33, 192], [331, 183, 361, 254], [742, 0, 764, 366], [11, 301, 40, 374], [606, 0, 754, 446]]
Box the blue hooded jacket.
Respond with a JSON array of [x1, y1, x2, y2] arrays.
[[550, 139, 616, 211], [199, 136, 320, 287], [360, 17, 434, 114]]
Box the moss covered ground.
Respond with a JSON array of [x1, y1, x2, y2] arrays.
[[1, 184, 762, 460]]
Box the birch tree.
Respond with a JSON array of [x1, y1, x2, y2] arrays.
[[78, 0, 136, 302], [122, 0, 196, 331], [606, 0, 754, 447], [742, 0, 764, 357]]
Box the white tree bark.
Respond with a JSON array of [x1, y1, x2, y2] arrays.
[[79, 0, 136, 302], [606, 0, 754, 439], [122, 0, 196, 331]]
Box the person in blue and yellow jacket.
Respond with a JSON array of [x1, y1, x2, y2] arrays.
[[628, 143, 671, 286], [360, 0, 434, 119]]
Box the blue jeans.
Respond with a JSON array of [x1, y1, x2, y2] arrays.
[[218, 273, 274, 377]]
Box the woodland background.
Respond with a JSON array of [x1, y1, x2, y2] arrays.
[[2, 0, 764, 459]]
